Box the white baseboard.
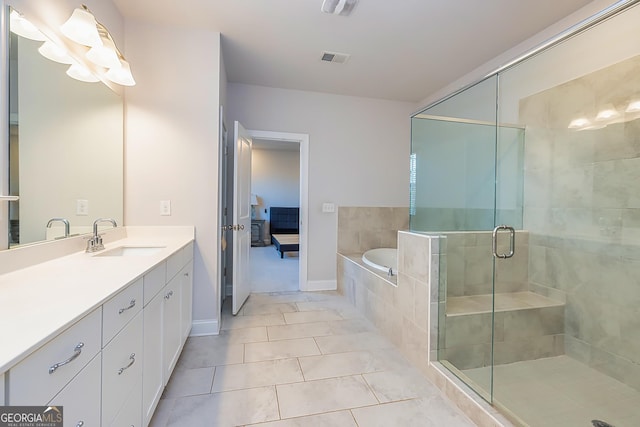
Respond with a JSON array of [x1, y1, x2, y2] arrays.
[[190, 319, 220, 336], [302, 280, 337, 291]]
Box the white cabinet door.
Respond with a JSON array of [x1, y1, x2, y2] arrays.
[[110, 380, 143, 427], [142, 290, 164, 426], [163, 274, 182, 385], [49, 354, 101, 427], [102, 311, 143, 426], [180, 261, 193, 341]]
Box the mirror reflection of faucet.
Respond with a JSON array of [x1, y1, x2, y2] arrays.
[[46, 218, 70, 239], [86, 218, 117, 253]]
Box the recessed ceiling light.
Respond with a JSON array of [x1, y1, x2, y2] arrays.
[[321, 0, 358, 16]]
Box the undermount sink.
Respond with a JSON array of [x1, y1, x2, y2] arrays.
[[94, 246, 165, 257]]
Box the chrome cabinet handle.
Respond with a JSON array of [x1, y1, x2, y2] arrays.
[[49, 342, 84, 374], [0, 195, 19, 201], [76, 422, 84, 427], [118, 299, 136, 314], [165, 290, 174, 299], [118, 353, 136, 375], [492, 225, 515, 259]]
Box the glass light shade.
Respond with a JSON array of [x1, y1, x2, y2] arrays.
[[626, 100, 640, 113], [66, 63, 100, 83], [105, 60, 136, 86], [10, 10, 46, 41], [38, 41, 74, 64], [568, 117, 591, 129], [86, 37, 120, 68], [60, 7, 101, 47], [595, 104, 620, 121]]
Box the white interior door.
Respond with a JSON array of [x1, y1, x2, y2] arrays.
[[232, 121, 252, 315]]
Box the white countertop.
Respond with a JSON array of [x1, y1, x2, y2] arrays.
[[0, 226, 194, 373]]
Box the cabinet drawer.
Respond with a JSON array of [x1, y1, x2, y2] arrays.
[[166, 250, 182, 282], [49, 354, 101, 427], [9, 308, 102, 405], [103, 278, 143, 347], [143, 262, 166, 306], [109, 380, 142, 427], [102, 311, 143, 426]]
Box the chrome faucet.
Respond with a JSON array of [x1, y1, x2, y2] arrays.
[[46, 218, 70, 238], [86, 218, 117, 253]]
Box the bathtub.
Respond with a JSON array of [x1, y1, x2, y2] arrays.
[[362, 248, 397, 274]]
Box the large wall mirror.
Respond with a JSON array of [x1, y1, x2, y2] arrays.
[[7, 6, 123, 248]]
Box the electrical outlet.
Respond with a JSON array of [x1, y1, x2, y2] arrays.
[[322, 203, 335, 213], [76, 199, 89, 216], [160, 200, 171, 216]]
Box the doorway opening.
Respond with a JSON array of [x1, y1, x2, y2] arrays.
[[219, 128, 309, 319], [247, 130, 309, 292], [250, 140, 301, 292]]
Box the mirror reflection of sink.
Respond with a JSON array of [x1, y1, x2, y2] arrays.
[[94, 246, 165, 257]]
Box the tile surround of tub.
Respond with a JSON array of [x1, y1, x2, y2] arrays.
[[337, 207, 409, 254]]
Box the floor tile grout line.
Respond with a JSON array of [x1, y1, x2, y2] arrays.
[[274, 384, 283, 421], [359, 373, 382, 405]]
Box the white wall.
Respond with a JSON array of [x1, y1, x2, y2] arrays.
[[227, 84, 414, 284], [252, 147, 300, 222], [124, 20, 222, 334]]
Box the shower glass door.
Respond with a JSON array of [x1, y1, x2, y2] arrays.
[[411, 75, 501, 402]]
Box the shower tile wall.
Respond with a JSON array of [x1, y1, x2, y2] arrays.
[[337, 207, 409, 254], [444, 231, 529, 296], [520, 54, 640, 391]]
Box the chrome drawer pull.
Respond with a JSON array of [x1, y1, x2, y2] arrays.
[[49, 342, 84, 374], [118, 299, 136, 314], [118, 353, 136, 375], [165, 290, 174, 299]]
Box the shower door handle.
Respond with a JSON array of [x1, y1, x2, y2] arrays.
[[492, 225, 515, 259]]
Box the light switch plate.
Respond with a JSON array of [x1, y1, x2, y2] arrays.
[[160, 200, 171, 216], [76, 199, 89, 216], [322, 203, 335, 213]]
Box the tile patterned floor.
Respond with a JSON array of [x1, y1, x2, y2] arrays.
[[149, 291, 475, 427]]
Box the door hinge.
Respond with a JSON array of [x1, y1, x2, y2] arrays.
[[223, 267, 227, 277]]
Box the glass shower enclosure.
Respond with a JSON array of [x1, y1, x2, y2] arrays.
[[411, 2, 640, 426]]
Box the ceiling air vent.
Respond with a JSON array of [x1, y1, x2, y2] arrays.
[[321, 51, 350, 64]]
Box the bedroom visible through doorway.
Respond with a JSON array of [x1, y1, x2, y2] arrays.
[[250, 138, 301, 293]]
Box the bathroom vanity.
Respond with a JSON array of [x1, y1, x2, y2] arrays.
[[0, 226, 194, 427]]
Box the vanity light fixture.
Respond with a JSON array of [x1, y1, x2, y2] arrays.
[[626, 100, 640, 113], [9, 10, 46, 41], [595, 103, 620, 121], [568, 117, 591, 129], [66, 62, 100, 83], [60, 5, 136, 86], [86, 36, 120, 68], [321, 0, 358, 16], [105, 59, 136, 86], [38, 41, 74, 64], [60, 5, 101, 47]]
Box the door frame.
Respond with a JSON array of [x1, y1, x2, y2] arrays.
[[246, 129, 309, 291]]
